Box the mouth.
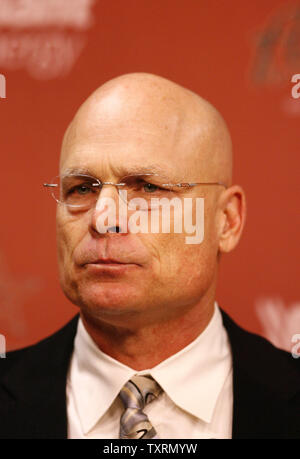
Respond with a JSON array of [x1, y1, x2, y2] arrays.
[[87, 258, 134, 265], [82, 258, 140, 274]]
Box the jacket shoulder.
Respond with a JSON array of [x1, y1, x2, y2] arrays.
[[221, 308, 300, 438], [0, 315, 79, 380], [0, 315, 79, 439], [221, 308, 300, 387]]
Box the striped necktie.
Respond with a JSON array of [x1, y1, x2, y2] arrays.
[[119, 375, 162, 439]]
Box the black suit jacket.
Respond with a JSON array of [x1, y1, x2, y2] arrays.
[[0, 309, 299, 439]]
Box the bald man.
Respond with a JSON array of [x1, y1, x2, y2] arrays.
[[1, 74, 299, 440]]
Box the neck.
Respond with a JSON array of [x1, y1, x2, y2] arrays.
[[80, 298, 215, 370]]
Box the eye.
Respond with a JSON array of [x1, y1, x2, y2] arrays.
[[69, 183, 95, 195], [143, 182, 160, 193], [77, 185, 92, 194]]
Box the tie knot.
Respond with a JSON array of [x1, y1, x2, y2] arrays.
[[119, 375, 161, 411]]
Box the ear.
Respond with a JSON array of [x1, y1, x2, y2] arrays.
[[218, 185, 246, 253]]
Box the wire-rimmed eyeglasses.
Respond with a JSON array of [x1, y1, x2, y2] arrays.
[[43, 173, 227, 210]]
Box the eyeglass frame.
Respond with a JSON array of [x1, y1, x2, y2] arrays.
[[43, 172, 228, 209]]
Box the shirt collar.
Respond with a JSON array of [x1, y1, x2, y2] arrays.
[[68, 319, 136, 434], [69, 302, 232, 434]]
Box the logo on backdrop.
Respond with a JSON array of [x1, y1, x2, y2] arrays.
[[0, 0, 96, 79], [251, 3, 300, 86], [255, 297, 300, 357], [250, 2, 300, 115]]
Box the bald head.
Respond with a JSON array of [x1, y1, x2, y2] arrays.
[[61, 72, 232, 186]]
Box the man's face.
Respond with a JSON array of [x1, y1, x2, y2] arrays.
[[56, 89, 222, 326]]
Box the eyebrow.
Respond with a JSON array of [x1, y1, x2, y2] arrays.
[[61, 164, 169, 178]]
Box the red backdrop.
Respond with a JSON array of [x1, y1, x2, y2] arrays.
[[0, 0, 299, 353]]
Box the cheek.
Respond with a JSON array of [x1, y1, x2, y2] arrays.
[[56, 212, 87, 303], [147, 237, 216, 307], [56, 214, 69, 261], [150, 233, 200, 275], [151, 213, 218, 289], [56, 210, 85, 269]]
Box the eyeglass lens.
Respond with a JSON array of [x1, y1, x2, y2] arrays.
[[51, 174, 180, 209]]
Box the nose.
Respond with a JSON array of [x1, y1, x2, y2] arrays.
[[90, 185, 128, 236], [107, 226, 121, 233]]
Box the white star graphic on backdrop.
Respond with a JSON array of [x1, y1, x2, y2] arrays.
[[255, 297, 300, 353]]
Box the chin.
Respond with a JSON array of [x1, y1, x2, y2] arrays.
[[75, 281, 143, 315]]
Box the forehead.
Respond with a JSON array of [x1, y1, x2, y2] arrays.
[[61, 136, 177, 178], [59, 85, 216, 181], [60, 121, 205, 181]]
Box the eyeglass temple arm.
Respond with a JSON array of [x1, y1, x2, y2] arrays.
[[192, 182, 228, 188], [43, 182, 126, 188], [162, 181, 228, 188]]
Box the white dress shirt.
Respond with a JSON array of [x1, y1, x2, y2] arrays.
[[66, 302, 233, 439]]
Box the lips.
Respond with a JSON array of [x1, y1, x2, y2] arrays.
[[83, 257, 138, 266], [82, 257, 140, 274], [90, 258, 127, 265], [75, 239, 149, 267]]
